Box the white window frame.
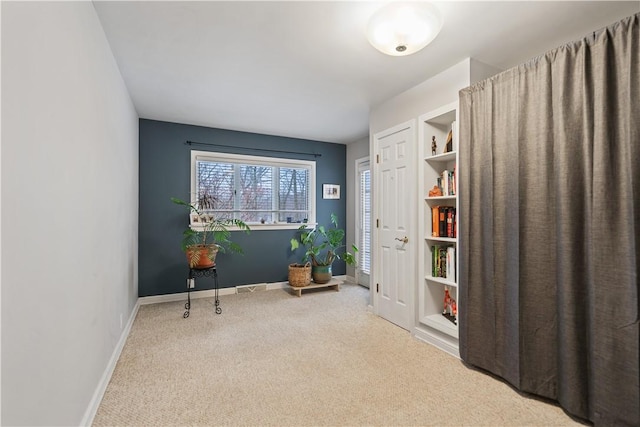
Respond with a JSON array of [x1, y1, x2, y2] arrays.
[[190, 150, 316, 230]]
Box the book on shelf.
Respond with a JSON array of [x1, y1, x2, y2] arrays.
[[439, 208, 446, 237], [452, 208, 457, 238], [431, 206, 439, 237], [431, 245, 446, 278], [431, 206, 457, 238], [445, 120, 457, 153], [431, 245, 455, 280], [451, 121, 457, 151], [441, 169, 449, 195], [432, 245, 438, 276], [452, 166, 456, 195], [446, 246, 456, 282], [435, 169, 456, 196]]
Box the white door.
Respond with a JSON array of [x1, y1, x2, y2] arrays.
[[356, 158, 371, 288], [374, 121, 416, 331]]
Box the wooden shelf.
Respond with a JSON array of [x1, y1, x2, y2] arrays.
[[424, 108, 457, 126], [425, 151, 456, 163], [425, 195, 456, 201], [425, 276, 457, 287], [290, 278, 340, 297], [425, 236, 456, 243]]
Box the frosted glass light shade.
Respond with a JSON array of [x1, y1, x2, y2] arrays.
[[367, 2, 442, 56]]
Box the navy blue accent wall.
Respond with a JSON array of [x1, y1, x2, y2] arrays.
[[139, 119, 347, 296]]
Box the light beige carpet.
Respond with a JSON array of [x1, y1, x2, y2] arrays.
[[93, 284, 584, 426]]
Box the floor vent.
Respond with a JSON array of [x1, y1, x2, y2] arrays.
[[236, 284, 268, 293]]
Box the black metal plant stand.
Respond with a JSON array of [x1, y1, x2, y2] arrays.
[[184, 265, 220, 318]]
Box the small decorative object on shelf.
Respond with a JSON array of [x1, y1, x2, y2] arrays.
[[431, 136, 437, 155], [443, 288, 452, 312], [442, 287, 457, 325], [445, 130, 453, 153], [451, 299, 457, 319], [428, 185, 442, 197]]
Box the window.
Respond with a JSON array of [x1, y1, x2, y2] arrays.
[[358, 162, 371, 276], [191, 150, 316, 227]]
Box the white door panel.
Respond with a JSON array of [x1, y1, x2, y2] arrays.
[[374, 121, 416, 331]]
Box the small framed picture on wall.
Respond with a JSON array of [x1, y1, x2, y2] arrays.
[[323, 184, 340, 199]]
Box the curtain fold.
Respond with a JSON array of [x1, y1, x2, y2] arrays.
[[459, 13, 639, 426]]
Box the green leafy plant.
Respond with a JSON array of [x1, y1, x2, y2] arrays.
[[290, 213, 358, 267], [171, 196, 250, 267]]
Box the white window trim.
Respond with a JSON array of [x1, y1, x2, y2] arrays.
[[190, 150, 316, 231]]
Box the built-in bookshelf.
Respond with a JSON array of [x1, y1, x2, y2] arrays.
[[415, 102, 460, 357]]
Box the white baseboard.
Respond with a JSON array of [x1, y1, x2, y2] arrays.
[[343, 275, 357, 284], [138, 280, 292, 305], [139, 287, 235, 305], [138, 277, 350, 305], [413, 326, 460, 359], [80, 300, 140, 426]]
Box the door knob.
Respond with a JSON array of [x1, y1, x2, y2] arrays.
[[395, 236, 409, 244]]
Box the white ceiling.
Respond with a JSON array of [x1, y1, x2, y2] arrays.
[[93, 1, 639, 144]]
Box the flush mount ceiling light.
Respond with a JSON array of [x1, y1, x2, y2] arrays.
[[367, 1, 442, 56]]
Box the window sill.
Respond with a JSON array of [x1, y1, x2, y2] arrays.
[[249, 223, 317, 231], [189, 223, 317, 232]]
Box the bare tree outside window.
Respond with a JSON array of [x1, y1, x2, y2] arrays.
[[239, 165, 272, 223], [196, 161, 233, 219], [279, 167, 309, 222]]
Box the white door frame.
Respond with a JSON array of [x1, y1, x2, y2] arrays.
[[371, 119, 417, 328], [354, 156, 370, 288]]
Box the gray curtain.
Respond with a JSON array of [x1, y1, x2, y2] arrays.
[[459, 13, 639, 426]]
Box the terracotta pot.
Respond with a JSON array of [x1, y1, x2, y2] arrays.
[[186, 244, 218, 269], [312, 264, 332, 284]]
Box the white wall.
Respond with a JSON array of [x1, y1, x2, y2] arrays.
[[345, 136, 370, 279], [470, 58, 504, 86], [370, 58, 502, 136], [1, 2, 138, 425]]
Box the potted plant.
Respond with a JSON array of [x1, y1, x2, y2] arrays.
[[290, 213, 358, 284], [171, 196, 250, 268]]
